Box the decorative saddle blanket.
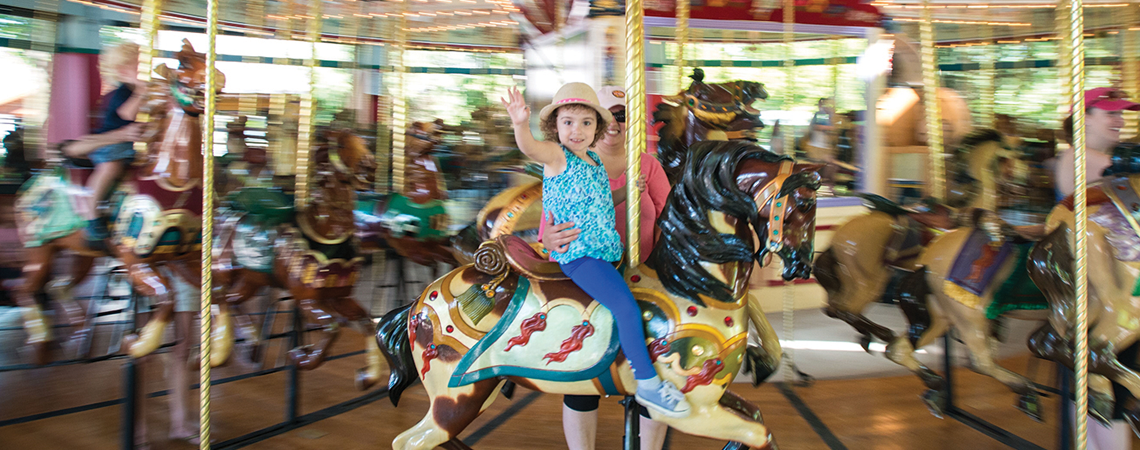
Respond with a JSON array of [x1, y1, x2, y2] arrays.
[[946, 230, 1015, 299], [114, 193, 201, 257], [17, 169, 88, 247], [1095, 176, 1140, 262], [229, 214, 278, 273], [985, 243, 1048, 320], [449, 278, 622, 390]]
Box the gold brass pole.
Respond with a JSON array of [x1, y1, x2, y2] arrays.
[[625, 0, 646, 267]]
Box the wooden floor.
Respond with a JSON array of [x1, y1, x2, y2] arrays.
[[3, 320, 1133, 450]]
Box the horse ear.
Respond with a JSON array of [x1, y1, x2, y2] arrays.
[[794, 162, 825, 176]]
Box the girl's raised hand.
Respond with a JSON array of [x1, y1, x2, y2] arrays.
[[501, 86, 530, 127]]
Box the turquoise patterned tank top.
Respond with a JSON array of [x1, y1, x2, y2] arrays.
[[543, 146, 623, 264]]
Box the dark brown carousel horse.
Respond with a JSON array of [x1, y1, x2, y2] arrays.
[[211, 127, 382, 388], [358, 127, 456, 267], [377, 140, 821, 449], [654, 68, 768, 185], [15, 39, 219, 364]]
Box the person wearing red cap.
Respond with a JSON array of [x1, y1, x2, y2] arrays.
[[1054, 87, 1140, 198], [1055, 87, 1139, 450]]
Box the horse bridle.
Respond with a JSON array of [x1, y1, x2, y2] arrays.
[[752, 160, 796, 254]]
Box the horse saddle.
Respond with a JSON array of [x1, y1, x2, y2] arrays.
[[495, 235, 621, 282], [229, 187, 294, 227], [448, 236, 624, 391]]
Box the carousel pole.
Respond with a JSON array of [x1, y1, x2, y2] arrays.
[[624, 0, 646, 446], [980, 18, 995, 129], [134, 0, 163, 154], [676, 0, 688, 90], [1124, 4, 1139, 138], [199, 0, 220, 448], [781, 0, 796, 386], [122, 2, 161, 448], [920, 0, 945, 202], [1069, 0, 1090, 447], [980, 20, 996, 212], [295, 0, 322, 208], [391, 0, 409, 194]]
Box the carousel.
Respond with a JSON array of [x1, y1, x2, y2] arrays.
[[0, 0, 1135, 449]]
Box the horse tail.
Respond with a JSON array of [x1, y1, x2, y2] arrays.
[[812, 247, 841, 296], [1027, 225, 1074, 324], [896, 267, 933, 348], [376, 303, 417, 407]]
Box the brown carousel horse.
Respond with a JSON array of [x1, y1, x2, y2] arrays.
[[880, 209, 1051, 419], [1026, 156, 1140, 427], [357, 127, 456, 268], [377, 140, 821, 450], [15, 39, 219, 364], [814, 129, 1021, 369], [210, 127, 382, 388], [654, 68, 768, 185]]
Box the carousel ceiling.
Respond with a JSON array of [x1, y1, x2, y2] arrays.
[[60, 0, 1140, 49]]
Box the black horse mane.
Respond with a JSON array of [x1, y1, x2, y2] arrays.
[[647, 140, 791, 307]]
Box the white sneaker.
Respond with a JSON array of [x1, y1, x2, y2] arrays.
[[635, 377, 691, 418]]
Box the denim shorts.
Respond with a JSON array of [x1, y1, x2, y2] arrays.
[[90, 141, 136, 165]]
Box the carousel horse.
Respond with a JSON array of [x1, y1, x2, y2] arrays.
[[815, 129, 1015, 352], [377, 140, 821, 450], [357, 127, 456, 268], [654, 68, 768, 185], [1026, 151, 1140, 427], [882, 209, 1051, 419], [15, 39, 219, 364], [216, 115, 272, 197], [210, 127, 382, 388]]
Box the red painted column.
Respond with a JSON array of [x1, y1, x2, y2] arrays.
[[46, 51, 101, 145]]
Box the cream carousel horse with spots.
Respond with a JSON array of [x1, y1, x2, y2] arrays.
[[377, 141, 821, 449]]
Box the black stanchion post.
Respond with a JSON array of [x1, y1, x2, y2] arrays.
[[286, 297, 301, 422], [943, 332, 955, 413], [121, 290, 139, 450], [1060, 363, 1072, 450], [623, 396, 640, 450], [122, 359, 136, 450]]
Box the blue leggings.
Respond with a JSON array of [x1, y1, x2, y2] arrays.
[[560, 257, 655, 380]]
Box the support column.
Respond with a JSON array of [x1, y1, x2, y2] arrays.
[[860, 28, 887, 196], [46, 13, 102, 146]]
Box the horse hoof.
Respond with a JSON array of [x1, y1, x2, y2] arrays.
[[921, 389, 946, 419], [1090, 393, 1114, 427], [859, 334, 873, 354], [287, 346, 318, 370], [355, 368, 379, 391], [1016, 393, 1044, 422]]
